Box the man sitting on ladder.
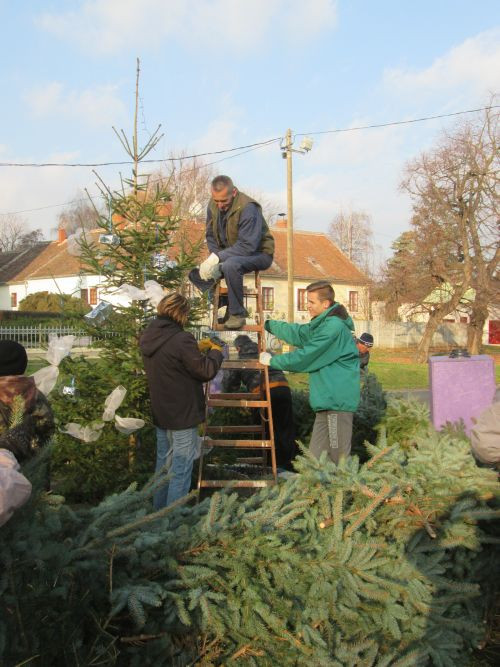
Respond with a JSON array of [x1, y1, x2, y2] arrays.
[[189, 175, 275, 330]]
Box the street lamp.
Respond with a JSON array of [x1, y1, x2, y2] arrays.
[[280, 130, 313, 323]]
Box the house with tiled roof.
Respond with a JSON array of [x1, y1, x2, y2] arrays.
[[4, 221, 370, 321], [257, 219, 370, 321], [0, 242, 51, 309]]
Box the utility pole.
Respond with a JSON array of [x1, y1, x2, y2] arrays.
[[281, 130, 314, 323], [285, 128, 294, 323]]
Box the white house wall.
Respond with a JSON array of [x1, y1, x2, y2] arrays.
[[242, 275, 370, 322]]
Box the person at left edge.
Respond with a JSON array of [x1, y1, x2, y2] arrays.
[[139, 293, 224, 508]]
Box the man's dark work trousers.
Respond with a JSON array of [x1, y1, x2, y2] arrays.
[[251, 386, 297, 470], [269, 386, 298, 469], [189, 253, 273, 316]]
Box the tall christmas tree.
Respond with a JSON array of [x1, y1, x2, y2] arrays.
[[50, 60, 203, 501]]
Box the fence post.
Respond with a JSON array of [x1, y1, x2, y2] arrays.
[[39, 323, 42, 349]]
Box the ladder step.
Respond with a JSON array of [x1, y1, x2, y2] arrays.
[[206, 425, 264, 434], [212, 324, 263, 332], [237, 457, 266, 464], [222, 360, 263, 369], [209, 392, 260, 400], [208, 399, 269, 408], [203, 439, 272, 448], [199, 480, 276, 488]]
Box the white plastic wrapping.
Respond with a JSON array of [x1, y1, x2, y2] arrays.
[[31, 335, 76, 396], [46, 336, 75, 366], [114, 415, 145, 435], [0, 449, 32, 527], [62, 422, 105, 443], [144, 280, 165, 307], [31, 365, 60, 396], [102, 386, 127, 422], [116, 284, 147, 301]]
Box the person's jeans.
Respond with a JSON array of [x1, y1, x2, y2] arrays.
[[189, 252, 273, 316], [153, 426, 198, 509]]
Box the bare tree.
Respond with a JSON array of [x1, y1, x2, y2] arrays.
[[56, 191, 101, 235], [400, 102, 499, 360], [328, 209, 376, 276], [147, 155, 215, 221], [0, 214, 44, 252], [243, 188, 281, 222], [148, 159, 280, 223]]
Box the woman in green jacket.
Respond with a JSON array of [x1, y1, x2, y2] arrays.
[[261, 281, 360, 464]]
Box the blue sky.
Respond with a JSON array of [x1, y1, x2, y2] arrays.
[[0, 0, 498, 256]]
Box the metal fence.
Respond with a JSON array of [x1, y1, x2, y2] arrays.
[[0, 326, 99, 349], [0, 321, 475, 350], [0, 325, 208, 349]]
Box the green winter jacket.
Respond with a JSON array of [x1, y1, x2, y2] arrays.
[[265, 305, 360, 413]]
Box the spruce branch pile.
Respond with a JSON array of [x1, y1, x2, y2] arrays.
[[1, 400, 498, 666]]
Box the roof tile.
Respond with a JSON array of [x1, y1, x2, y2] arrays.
[[8, 223, 368, 284]]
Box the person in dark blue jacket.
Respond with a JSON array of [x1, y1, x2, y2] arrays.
[[189, 175, 274, 330]]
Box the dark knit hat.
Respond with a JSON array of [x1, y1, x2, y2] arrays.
[[0, 340, 28, 376], [358, 333, 374, 347]]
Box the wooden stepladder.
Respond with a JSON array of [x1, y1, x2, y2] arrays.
[[197, 272, 278, 492]]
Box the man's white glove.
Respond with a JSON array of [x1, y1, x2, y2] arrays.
[[199, 253, 220, 281], [206, 262, 222, 281], [259, 352, 272, 366]]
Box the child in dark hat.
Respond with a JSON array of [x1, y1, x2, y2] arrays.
[[0, 340, 54, 462], [355, 332, 374, 371]]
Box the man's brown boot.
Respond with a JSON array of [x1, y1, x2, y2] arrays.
[[224, 315, 246, 330]]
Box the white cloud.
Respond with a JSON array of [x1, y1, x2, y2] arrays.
[[25, 82, 126, 127], [258, 117, 413, 253], [384, 29, 500, 97], [37, 0, 337, 55], [283, 0, 337, 43], [306, 119, 403, 168]]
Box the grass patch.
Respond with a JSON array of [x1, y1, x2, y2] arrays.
[[286, 347, 500, 392], [26, 359, 49, 375]]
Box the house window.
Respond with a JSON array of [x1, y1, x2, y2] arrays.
[[262, 287, 274, 311], [89, 287, 98, 306], [349, 291, 359, 312], [80, 289, 89, 304], [11, 292, 17, 308], [460, 316, 468, 323], [297, 289, 307, 311]]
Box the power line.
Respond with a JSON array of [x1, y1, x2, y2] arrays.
[[1, 103, 497, 217], [0, 104, 496, 169], [294, 105, 499, 137], [0, 142, 271, 216], [0, 137, 281, 168]]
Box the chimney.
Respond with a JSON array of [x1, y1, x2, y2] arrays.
[[274, 218, 288, 229], [58, 227, 67, 243]]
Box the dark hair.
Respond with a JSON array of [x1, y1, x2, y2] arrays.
[[328, 303, 349, 320], [211, 175, 234, 191], [233, 334, 252, 348], [306, 280, 335, 305], [157, 292, 190, 326]]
